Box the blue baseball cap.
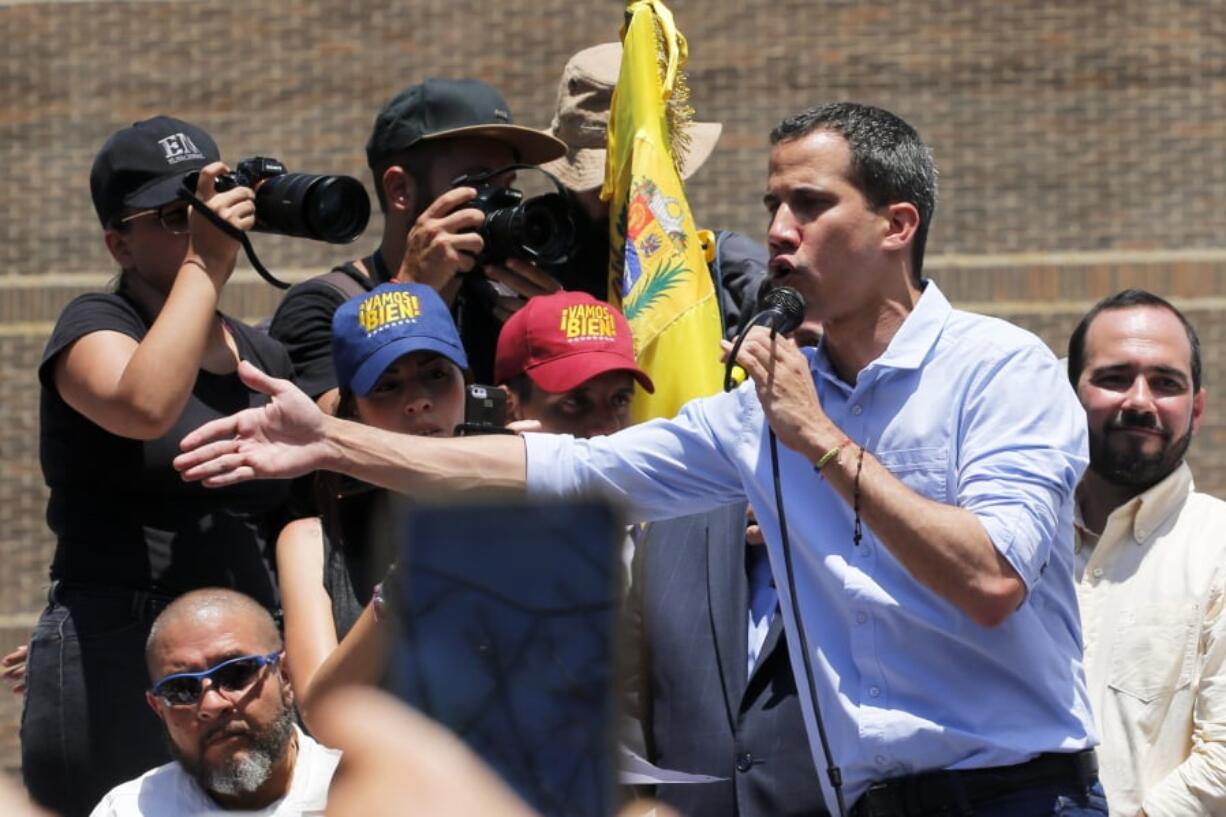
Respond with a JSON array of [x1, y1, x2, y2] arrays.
[[331, 283, 468, 396]]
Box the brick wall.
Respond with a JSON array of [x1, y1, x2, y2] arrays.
[[2, 0, 1224, 779]]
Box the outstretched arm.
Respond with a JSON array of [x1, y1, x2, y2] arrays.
[[175, 361, 527, 493], [311, 686, 679, 817]]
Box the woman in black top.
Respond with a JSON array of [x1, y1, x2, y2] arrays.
[[20, 116, 294, 817]]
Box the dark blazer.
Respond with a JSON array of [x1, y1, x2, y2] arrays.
[[624, 503, 827, 817]]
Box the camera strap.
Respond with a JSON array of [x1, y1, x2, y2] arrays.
[[176, 187, 293, 290], [319, 264, 372, 301]]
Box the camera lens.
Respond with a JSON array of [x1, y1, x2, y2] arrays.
[[516, 194, 574, 266], [523, 208, 556, 248], [482, 193, 574, 267], [302, 176, 371, 244], [254, 173, 371, 244]]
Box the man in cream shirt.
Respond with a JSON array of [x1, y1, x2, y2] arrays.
[[1069, 289, 1226, 816]]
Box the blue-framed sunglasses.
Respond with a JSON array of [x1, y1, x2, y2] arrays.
[[150, 652, 281, 706]]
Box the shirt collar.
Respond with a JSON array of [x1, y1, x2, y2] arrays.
[[1073, 502, 1093, 541], [1077, 460, 1193, 547], [812, 279, 951, 384], [1131, 460, 1194, 543]]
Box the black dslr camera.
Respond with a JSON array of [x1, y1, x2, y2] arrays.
[[453, 165, 576, 268], [203, 157, 371, 244]]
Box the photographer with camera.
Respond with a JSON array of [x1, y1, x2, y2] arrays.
[[269, 78, 568, 412], [19, 116, 297, 817]]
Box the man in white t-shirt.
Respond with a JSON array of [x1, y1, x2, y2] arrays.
[[90, 589, 340, 816]]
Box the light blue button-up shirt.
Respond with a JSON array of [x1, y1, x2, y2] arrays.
[[524, 282, 1097, 810], [746, 544, 776, 675]]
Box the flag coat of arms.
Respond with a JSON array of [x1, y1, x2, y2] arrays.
[[602, 0, 724, 422]]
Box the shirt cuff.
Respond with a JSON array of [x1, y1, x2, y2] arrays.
[[522, 432, 577, 498], [977, 504, 1047, 592]]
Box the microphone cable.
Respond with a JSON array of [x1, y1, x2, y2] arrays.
[[724, 291, 848, 817]]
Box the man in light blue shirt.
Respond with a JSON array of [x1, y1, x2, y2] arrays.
[[176, 102, 1105, 816]]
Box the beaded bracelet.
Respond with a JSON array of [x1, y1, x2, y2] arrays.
[[852, 445, 866, 547]]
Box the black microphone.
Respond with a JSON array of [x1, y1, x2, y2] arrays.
[[723, 286, 807, 392], [760, 286, 805, 335]]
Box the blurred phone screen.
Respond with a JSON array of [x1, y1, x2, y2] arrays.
[[388, 498, 620, 817]]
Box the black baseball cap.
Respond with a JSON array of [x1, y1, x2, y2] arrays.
[[365, 78, 566, 169], [90, 116, 220, 228]]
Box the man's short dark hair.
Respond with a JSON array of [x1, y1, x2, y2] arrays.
[[1067, 288, 1202, 391], [770, 102, 937, 281]]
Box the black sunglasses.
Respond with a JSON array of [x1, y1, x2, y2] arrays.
[[117, 202, 191, 235], [150, 652, 280, 706]]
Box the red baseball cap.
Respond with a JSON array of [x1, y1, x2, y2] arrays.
[[494, 292, 654, 394]]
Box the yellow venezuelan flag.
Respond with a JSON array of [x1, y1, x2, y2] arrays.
[[602, 0, 724, 423]]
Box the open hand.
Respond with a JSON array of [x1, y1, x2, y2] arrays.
[[174, 361, 329, 486]]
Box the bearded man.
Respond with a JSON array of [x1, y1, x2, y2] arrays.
[[90, 589, 340, 816], [1069, 289, 1226, 817]]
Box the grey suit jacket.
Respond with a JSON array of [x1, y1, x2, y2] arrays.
[[624, 502, 827, 817]]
